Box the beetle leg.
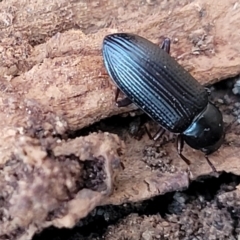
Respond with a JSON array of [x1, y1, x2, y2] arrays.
[[144, 125, 166, 141], [116, 98, 133, 107], [160, 38, 171, 54], [204, 156, 217, 172], [205, 87, 211, 96], [176, 135, 191, 165], [153, 128, 166, 141], [115, 88, 120, 102], [144, 125, 152, 139], [115, 88, 132, 107], [177, 136, 217, 172], [145, 126, 166, 141]]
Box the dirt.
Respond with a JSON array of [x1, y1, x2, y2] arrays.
[[32, 77, 240, 239]]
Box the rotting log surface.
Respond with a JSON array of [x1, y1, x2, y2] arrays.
[[0, 0, 240, 239], [0, 132, 124, 240]]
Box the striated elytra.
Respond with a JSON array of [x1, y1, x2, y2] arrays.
[[102, 33, 224, 172]]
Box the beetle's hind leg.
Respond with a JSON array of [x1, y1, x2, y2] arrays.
[[160, 38, 171, 54], [115, 88, 132, 107]]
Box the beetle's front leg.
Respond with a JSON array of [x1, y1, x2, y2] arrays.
[[115, 88, 133, 107], [204, 156, 217, 172], [177, 135, 217, 172], [176, 135, 191, 165]]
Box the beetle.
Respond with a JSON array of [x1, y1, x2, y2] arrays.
[[102, 33, 224, 172]]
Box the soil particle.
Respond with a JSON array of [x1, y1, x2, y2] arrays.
[[82, 157, 107, 192], [142, 146, 176, 173]]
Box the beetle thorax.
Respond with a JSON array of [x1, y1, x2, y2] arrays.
[[182, 102, 224, 154]]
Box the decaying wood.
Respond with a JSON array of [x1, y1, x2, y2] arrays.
[[0, 0, 194, 44], [0, 0, 240, 239], [1, 0, 240, 85], [0, 132, 124, 240]]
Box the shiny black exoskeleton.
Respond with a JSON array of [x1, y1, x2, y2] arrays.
[[102, 33, 224, 172]]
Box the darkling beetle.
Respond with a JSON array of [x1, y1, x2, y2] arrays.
[[102, 33, 224, 172]]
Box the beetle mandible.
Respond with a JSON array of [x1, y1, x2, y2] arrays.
[[102, 33, 224, 172]]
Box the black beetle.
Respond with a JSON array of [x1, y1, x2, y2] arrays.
[[102, 33, 224, 172]]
